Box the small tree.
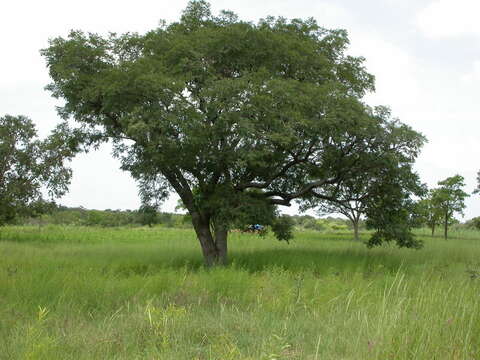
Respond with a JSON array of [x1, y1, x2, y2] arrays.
[[363, 163, 426, 249], [473, 217, 480, 231], [137, 205, 158, 227], [414, 196, 443, 236], [0, 115, 73, 226], [431, 175, 469, 239], [309, 186, 365, 241]]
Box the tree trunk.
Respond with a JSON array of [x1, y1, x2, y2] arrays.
[[214, 226, 228, 266], [196, 223, 219, 267], [191, 212, 228, 267], [352, 219, 360, 241], [431, 223, 435, 237]]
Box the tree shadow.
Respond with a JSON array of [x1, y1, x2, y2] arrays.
[[227, 247, 409, 274]]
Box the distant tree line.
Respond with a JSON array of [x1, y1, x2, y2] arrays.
[[16, 207, 362, 235], [18, 205, 479, 234], [19, 205, 192, 228], [15, 204, 362, 232]]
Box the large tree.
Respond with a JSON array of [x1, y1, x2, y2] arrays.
[[0, 115, 73, 226], [42, 1, 423, 265], [415, 196, 442, 236], [430, 175, 469, 239]]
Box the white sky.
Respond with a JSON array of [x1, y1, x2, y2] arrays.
[[1, 0, 479, 219]]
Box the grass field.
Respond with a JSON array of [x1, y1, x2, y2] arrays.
[[1, 225, 480, 359]]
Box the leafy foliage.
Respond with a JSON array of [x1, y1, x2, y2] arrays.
[[301, 107, 426, 243], [364, 167, 426, 249], [472, 217, 480, 230], [0, 115, 73, 225], [270, 215, 295, 243], [463, 217, 480, 231], [137, 204, 159, 227], [414, 194, 443, 236]]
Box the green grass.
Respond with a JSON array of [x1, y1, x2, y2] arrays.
[[1, 225, 480, 359]]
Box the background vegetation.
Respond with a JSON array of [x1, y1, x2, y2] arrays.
[[16, 205, 479, 234]]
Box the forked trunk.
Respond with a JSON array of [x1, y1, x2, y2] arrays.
[[196, 225, 219, 267], [191, 212, 228, 267]]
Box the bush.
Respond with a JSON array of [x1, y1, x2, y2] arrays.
[[271, 215, 295, 243], [464, 217, 480, 230], [303, 219, 325, 231]]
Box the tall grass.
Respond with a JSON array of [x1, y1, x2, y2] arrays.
[[1, 225, 479, 359]]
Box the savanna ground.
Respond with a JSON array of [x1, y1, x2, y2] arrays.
[[1, 226, 480, 359]]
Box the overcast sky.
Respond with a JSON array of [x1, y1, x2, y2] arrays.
[[2, 0, 479, 219]]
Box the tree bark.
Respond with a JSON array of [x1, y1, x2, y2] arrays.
[[191, 212, 218, 266], [190, 212, 228, 267], [196, 224, 219, 267], [352, 219, 360, 241], [431, 223, 435, 237], [214, 226, 228, 266]]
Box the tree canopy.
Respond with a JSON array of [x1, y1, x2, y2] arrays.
[[414, 195, 443, 236], [42, 0, 426, 265], [0, 115, 73, 225], [430, 175, 469, 239]]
